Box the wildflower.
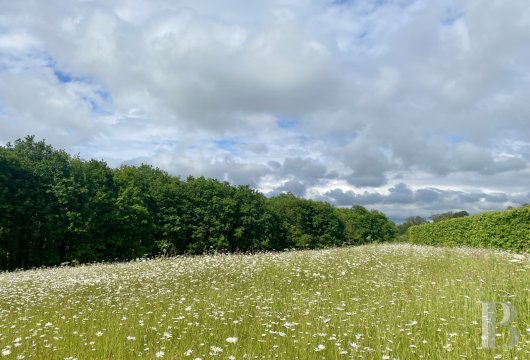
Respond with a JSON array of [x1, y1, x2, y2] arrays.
[[314, 344, 325, 352], [126, 336, 136, 341], [184, 349, 193, 356], [95, 331, 103, 337], [226, 337, 238, 344], [155, 351, 165, 358], [209, 346, 223, 355], [2, 348, 11, 357]]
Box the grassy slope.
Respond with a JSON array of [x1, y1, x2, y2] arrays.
[[0, 244, 528, 359]]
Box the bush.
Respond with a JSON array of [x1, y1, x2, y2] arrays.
[[408, 207, 530, 252]]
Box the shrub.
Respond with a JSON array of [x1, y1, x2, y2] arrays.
[[408, 207, 530, 252]]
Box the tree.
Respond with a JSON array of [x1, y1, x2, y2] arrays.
[[65, 159, 117, 262], [430, 211, 469, 223], [230, 185, 274, 251], [0, 136, 400, 270], [267, 193, 345, 249], [1, 136, 72, 267], [397, 216, 428, 235], [337, 205, 397, 244]]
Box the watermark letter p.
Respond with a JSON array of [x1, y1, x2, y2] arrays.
[[481, 302, 519, 349]]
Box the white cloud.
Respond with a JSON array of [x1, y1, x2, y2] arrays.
[[1, 0, 530, 220]]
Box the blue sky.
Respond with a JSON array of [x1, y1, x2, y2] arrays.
[[1, 0, 530, 221]]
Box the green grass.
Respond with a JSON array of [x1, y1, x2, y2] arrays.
[[0, 244, 528, 359]]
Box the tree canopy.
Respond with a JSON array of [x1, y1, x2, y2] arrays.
[[0, 136, 398, 270]]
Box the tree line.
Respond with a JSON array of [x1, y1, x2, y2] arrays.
[[396, 211, 470, 235], [0, 136, 397, 270]]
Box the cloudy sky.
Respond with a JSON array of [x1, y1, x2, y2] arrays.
[[1, 0, 530, 221]]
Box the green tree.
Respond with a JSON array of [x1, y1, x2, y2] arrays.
[[65, 159, 117, 262], [267, 193, 344, 249], [230, 185, 274, 251], [430, 211, 469, 223], [397, 216, 428, 235], [337, 205, 397, 244], [2, 136, 72, 267], [0, 136, 401, 270]]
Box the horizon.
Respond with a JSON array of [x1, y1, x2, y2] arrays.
[[1, 0, 529, 222]]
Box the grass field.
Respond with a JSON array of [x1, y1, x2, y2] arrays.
[[0, 244, 528, 359]]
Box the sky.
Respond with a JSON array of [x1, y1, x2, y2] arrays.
[[1, 0, 530, 222]]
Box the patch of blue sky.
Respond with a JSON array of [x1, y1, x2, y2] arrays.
[[0, 59, 8, 73], [81, 93, 113, 116], [48, 59, 88, 84], [84, 88, 114, 116], [82, 96, 100, 114], [277, 117, 297, 129], [331, 0, 352, 5], [53, 68, 74, 83], [448, 134, 465, 144], [46, 57, 114, 115], [442, 7, 464, 26], [214, 138, 239, 153], [357, 29, 369, 41], [96, 89, 112, 103]]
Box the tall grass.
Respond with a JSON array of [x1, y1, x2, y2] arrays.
[[0, 244, 528, 359]]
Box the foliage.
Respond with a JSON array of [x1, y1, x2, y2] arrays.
[[0, 136, 398, 269], [430, 210, 469, 223], [408, 207, 530, 252], [336, 206, 397, 244], [267, 193, 345, 249], [396, 216, 428, 235]]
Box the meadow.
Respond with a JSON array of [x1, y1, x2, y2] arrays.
[[0, 244, 528, 359]]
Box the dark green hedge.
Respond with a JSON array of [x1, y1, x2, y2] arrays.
[[408, 207, 530, 252]]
